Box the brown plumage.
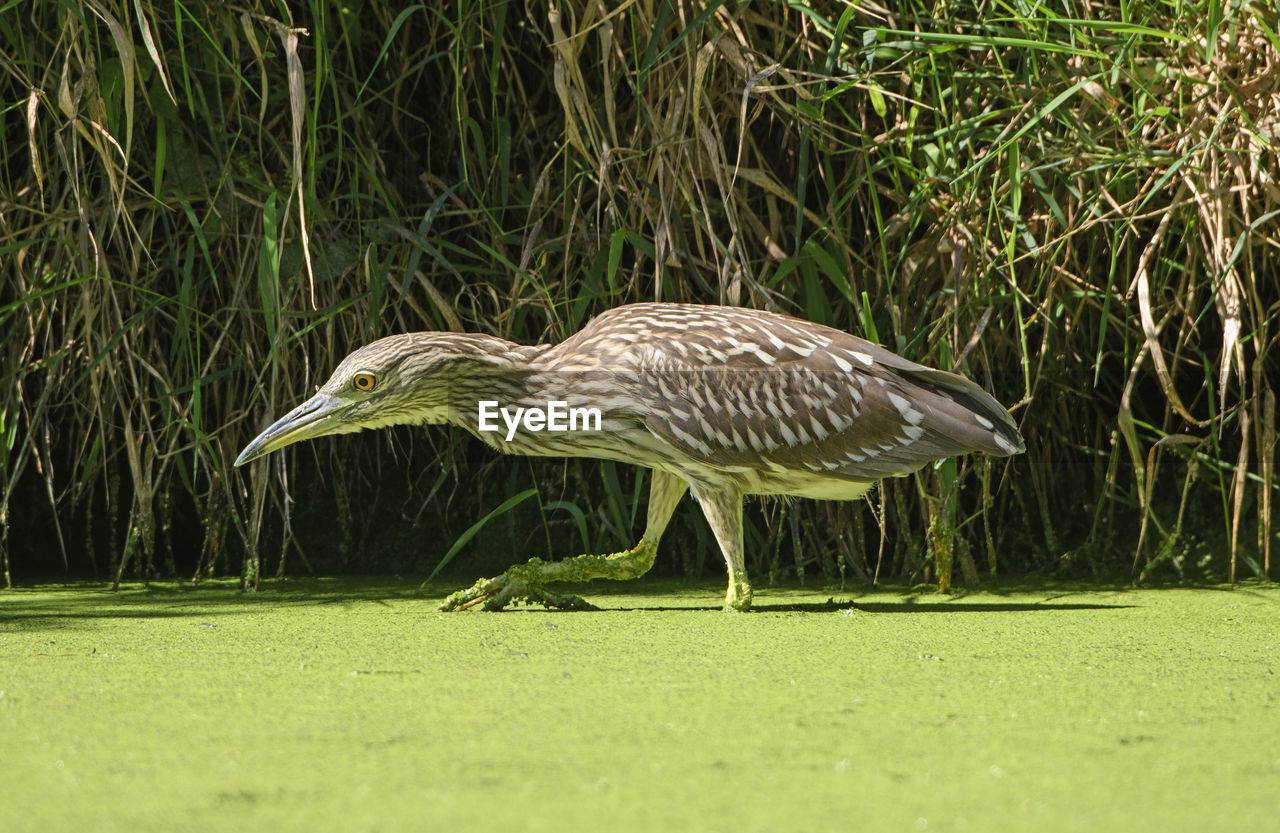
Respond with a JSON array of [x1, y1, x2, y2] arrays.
[[236, 303, 1023, 611]]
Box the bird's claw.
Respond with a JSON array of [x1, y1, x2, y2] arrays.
[[438, 569, 597, 612]]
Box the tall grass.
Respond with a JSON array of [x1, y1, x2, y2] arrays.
[[1, 0, 1275, 588]]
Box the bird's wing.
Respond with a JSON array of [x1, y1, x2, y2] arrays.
[[580, 305, 1024, 481]]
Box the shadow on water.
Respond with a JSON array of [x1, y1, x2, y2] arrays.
[[618, 600, 1135, 613], [599, 579, 1143, 613], [6, 574, 1266, 630], [0, 577, 430, 633]]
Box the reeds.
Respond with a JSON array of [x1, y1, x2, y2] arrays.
[[1, 0, 1275, 588]]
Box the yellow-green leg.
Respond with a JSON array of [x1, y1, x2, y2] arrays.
[[439, 470, 688, 611], [689, 482, 753, 611]]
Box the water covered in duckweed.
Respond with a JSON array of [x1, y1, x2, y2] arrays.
[[2, 578, 1276, 832]]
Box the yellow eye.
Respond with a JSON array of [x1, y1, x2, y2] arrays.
[[352, 372, 377, 392]]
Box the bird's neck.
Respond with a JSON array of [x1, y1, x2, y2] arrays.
[[435, 334, 548, 421], [438, 333, 551, 368], [438, 337, 623, 454]]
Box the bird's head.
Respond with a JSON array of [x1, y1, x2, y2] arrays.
[[234, 332, 524, 466]]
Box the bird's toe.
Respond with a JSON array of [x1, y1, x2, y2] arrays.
[[438, 575, 505, 611], [439, 570, 598, 612]]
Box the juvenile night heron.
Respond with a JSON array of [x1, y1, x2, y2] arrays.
[[235, 303, 1023, 611]]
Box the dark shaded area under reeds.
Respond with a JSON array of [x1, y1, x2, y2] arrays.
[[1, 0, 1275, 589]]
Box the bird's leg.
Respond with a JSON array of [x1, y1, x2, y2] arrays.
[[439, 471, 689, 611], [689, 483, 752, 612]]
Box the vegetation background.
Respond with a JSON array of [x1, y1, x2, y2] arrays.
[[1, 0, 1275, 591]]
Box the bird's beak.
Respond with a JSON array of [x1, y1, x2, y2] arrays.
[[234, 394, 344, 466]]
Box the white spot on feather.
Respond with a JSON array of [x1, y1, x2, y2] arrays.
[[781, 340, 816, 357], [668, 423, 712, 456], [994, 432, 1021, 454]]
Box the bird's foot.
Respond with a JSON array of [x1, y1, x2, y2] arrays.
[[724, 570, 753, 612], [437, 540, 660, 612], [438, 558, 599, 612]]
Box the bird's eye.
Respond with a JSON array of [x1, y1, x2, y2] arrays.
[[352, 372, 377, 392]]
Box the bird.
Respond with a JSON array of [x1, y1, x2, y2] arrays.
[[235, 302, 1024, 611]]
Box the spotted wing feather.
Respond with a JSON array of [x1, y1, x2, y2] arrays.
[[562, 303, 1022, 482]]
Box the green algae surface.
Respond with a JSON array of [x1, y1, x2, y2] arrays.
[[2, 580, 1277, 832]]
